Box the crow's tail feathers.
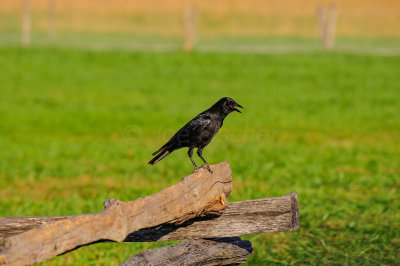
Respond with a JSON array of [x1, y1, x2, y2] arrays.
[[149, 139, 177, 165], [148, 149, 170, 165], [149, 141, 175, 165], [151, 144, 169, 156]]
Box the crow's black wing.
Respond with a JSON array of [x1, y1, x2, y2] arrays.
[[170, 113, 212, 147], [149, 113, 211, 163], [185, 113, 212, 133]]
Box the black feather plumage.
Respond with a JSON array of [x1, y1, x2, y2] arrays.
[[148, 97, 243, 173]]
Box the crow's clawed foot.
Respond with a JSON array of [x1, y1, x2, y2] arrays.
[[200, 164, 213, 174], [193, 165, 213, 174], [207, 166, 214, 174]]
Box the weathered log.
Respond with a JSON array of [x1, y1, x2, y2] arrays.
[[0, 162, 232, 266], [124, 192, 300, 242], [120, 237, 252, 266], [0, 193, 300, 244]]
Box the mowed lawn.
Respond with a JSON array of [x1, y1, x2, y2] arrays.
[[0, 47, 399, 265]]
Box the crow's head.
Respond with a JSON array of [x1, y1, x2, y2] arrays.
[[215, 97, 243, 115]]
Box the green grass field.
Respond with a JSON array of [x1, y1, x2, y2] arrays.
[[0, 47, 399, 265]]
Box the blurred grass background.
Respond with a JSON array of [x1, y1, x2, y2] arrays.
[[1, 0, 400, 53], [0, 0, 400, 265]]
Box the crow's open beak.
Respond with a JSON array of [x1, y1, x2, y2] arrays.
[[233, 103, 244, 113]]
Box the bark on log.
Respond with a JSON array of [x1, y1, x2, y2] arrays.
[[124, 192, 300, 242], [0, 162, 232, 266], [0, 216, 71, 240], [120, 237, 252, 266]]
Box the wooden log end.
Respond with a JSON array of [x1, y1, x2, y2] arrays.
[[290, 192, 300, 231]]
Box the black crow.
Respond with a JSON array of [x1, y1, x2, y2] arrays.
[[148, 97, 243, 173]]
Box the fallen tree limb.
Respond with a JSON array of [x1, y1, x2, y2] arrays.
[[0, 193, 300, 244], [0, 162, 232, 266], [124, 192, 300, 242], [120, 237, 253, 266]]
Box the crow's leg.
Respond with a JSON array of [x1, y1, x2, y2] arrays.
[[188, 147, 198, 171], [197, 148, 213, 173]]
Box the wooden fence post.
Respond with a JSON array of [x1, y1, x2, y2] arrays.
[[316, 5, 338, 50], [326, 5, 337, 50], [21, 0, 31, 46], [182, 4, 197, 52], [48, 0, 56, 40], [316, 6, 327, 46]]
